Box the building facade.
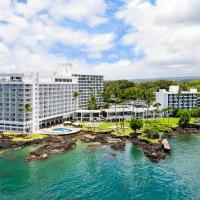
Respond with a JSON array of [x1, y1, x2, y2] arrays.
[[155, 85, 199, 110], [0, 72, 79, 132], [0, 69, 104, 132], [74, 106, 156, 122], [197, 97, 200, 107], [72, 74, 104, 109]]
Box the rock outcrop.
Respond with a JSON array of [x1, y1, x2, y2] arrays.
[[110, 142, 126, 151], [131, 138, 166, 162], [26, 137, 76, 161]]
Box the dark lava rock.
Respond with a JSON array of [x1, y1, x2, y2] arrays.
[[27, 149, 48, 161], [0, 151, 6, 157], [94, 134, 110, 143], [80, 135, 96, 143], [0, 134, 48, 149], [166, 127, 200, 137], [110, 142, 126, 151], [107, 152, 117, 158], [131, 138, 166, 162], [26, 139, 76, 162], [86, 144, 102, 153]]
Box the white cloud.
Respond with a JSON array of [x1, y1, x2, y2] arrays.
[[50, 0, 107, 27], [0, 0, 200, 79], [0, 0, 114, 71], [15, 0, 51, 18], [115, 0, 200, 77], [14, 0, 107, 27]]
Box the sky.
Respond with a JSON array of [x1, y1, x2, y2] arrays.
[[0, 0, 200, 80]]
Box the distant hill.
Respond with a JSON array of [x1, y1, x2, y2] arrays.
[[131, 76, 200, 83]]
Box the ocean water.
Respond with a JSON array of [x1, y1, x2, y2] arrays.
[[0, 135, 200, 200]]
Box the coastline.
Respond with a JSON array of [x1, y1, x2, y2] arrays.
[[1, 124, 200, 163]]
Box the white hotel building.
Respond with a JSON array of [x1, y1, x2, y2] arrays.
[[155, 85, 199, 110], [72, 74, 104, 109], [0, 70, 104, 132]]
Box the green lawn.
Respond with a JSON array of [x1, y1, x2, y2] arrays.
[[81, 121, 133, 136], [80, 117, 198, 138], [1, 132, 48, 142], [138, 134, 159, 143]]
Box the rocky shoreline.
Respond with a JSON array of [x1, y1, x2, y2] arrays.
[[131, 125, 200, 162], [131, 138, 167, 162], [165, 126, 200, 137], [0, 133, 47, 149], [0, 125, 200, 162], [27, 136, 77, 161]]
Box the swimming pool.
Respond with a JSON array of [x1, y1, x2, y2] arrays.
[[52, 128, 73, 134]]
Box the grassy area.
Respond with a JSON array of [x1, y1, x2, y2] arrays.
[[80, 118, 185, 137], [1, 132, 48, 142], [138, 134, 159, 143], [145, 118, 179, 128], [81, 122, 113, 132], [81, 121, 134, 136]]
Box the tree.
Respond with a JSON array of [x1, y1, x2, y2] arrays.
[[73, 91, 79, 111], [123, 87, 141, 100], [144, 89, 154, 119], [73, 91, 79, 120], [178, 110, 191, 128], [24, 104, 32, 132], [153, 102, 161, 118], [154, 102, 161, 110], [112, 94, 120, 132], [191, 107, 200, 118], [117, 90, 127, 132], [87, 87, 97, 122], [130, 118, 143, 134], [163, 107, 173, 124]]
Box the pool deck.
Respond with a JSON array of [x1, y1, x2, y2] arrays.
[[39, 125, 81, 135]]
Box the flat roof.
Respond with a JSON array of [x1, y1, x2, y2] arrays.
[[75, 106, 155, 113]]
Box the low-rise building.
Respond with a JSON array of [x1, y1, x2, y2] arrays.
[[74, 106, 156, 122], [155, 85, 198, 110]]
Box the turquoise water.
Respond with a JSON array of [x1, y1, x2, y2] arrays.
[[52, 128, 73, 133], [1, 136, 200, 200]]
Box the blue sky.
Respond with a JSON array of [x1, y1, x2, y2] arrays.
[[0, 0, 199, 79]]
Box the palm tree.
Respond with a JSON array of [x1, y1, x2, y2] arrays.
[[153, 102, 161, 118], [24, 104, 32, 133], [112, 93, 120, 132], [119, 98, 126, 133], [73, 91, 79, 120], [87, 87, 97, 122], [164, 106, 174, 124], [116, 90, 128, 133], [144, 89, 154, 120]]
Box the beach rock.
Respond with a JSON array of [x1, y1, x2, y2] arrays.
[[131, 138, 166, 162], [80, 135, 96, 143], [107, 152, 117, 158], [94, 134, 110, 144], [0, 134, 48, 149], [166, 127, 200, 137], [110, 142, 126, 151], [26, 139, 76, 161], [86, 144, 102, 153], [27, 150, 48, 161], [0, 151, 6, 157]]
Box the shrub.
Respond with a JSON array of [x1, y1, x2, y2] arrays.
[[144, 119, 172, 138], [178, 110, 191, 128], [130, 118, 143, 134]]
